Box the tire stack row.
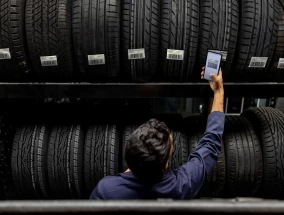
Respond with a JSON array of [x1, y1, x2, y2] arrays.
[[184, 107, 284, 199], [4, 107, 284, 199], [0, 0, 283, 82], [10, 124, 120, 199]]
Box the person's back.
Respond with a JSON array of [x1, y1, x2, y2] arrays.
[[90, 68, 225, 200]]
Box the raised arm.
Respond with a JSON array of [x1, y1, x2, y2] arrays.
[[176, 68, 225, 199]]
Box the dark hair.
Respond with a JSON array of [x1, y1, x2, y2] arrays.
[[125, 119, 171, 182]]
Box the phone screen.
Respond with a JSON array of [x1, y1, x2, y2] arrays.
[[204, 52, 222, 81]]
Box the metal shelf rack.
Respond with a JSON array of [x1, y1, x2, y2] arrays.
[[0, 82, 283, 98]]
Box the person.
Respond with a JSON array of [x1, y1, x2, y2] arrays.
[[90, 68, 225, 200]]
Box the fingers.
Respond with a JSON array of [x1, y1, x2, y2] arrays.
[[218, 68, 223, 78], [210, 73, 218, 82], [211, 68, 223, 82], [201, 67, 205, 79], [201, 66, 222, 81]]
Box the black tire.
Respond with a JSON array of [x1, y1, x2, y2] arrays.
[[233, 0, 280, 82], [189, 132, 226, 197], [224, 116, 262, 198], [0, 0, 30, 79], [241, 107, 284, 198], [169, 130, 188, 170], [48, 125, 84, 199], [72, 0, 120, 81], [160, 0, 199, 81], [198, 0, 239, 80], [268, 1, 284, 82], [32, 125, 50, 198], [239, 117, 263, 196], [121, 0, 160, 82], [25, 0, 74, 80], [11, 125, 50, 199], [84, 124, 119, 196], [122, 125, 138, 171]]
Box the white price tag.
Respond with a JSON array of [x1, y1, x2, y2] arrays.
[[0, 48, 11, 60], [166, 49, 184, 60], [209, 50, 227, 61], [249, 57, 268, 68], [40, 56, 58, 67], [88, 54, 105, 65], [277, 58, 284, 69], [128, 49, 145, 60]]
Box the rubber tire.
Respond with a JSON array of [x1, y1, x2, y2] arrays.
[[269, 1, 284, 82], [0, 0, 30, 79], [72, 0, 120, 81], [11, 125, 50, 199], [169, 130, 188, 170], [160, 0, 199, 81], [84, 124, 119, 196], [198, 0, 239, 80], [224, 116, 262, 198], [189, 131, 226, 198], [122, 125, 138, 171], [48, 125, 84, 199], [233, 0, 280, 82], [121, 0, 160, 82], [242, 107, 284, 198], [25, 0, 74, 80]]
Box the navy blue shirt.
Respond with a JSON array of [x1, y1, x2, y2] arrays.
[[90, 112, 225, 200]]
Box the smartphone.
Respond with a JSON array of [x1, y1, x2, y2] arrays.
[[204, 51, 222, 81]]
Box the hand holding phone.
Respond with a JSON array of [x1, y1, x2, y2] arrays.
[[201, 65, 224, 94], [201, 64, 224, 113], [204, 51, 222, 81]]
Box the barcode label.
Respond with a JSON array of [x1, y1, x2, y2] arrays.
[[208, 50, 227, 61], [207, 59, 218, 69], [88, 54, 105, 65], [40, 56, 58, 67], [250, 62, 265, 67], [167, 49, 184, 61], [0, 48, 11, 60], [128, 49, 145, 60], [249, 57, 268, 68], [278, 58, 284, 69]]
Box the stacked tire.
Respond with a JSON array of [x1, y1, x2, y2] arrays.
[[197, 0, 239, 80], [10, 123, 120, 199], [0, 0, 283, 82], [0, 0, 30, 80], [184, 107, 284, 198], [72, 0, 120, 81], [160, 0, 199, 81], [6, 107, 284, 199], [242, 107, 284, 198], [224, 116, 262, 197], [84, 124, 119, 196], [233, 0, 280, 82], [25, 0, 74, 81]]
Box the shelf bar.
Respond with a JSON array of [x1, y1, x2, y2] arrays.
[[0, 83, 282, 98]]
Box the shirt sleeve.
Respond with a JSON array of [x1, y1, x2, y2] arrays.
[[175, 111, 225, 199], [90, 185, 103, 200]]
